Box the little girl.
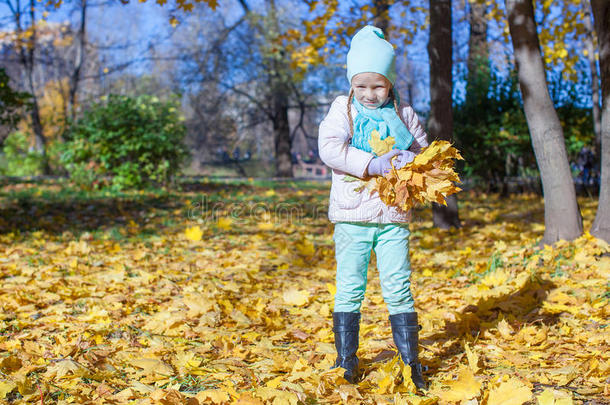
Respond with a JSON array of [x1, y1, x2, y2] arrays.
[[318, 25, 428, 389]]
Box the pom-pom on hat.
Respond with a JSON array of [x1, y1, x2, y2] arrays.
[[346, 25, 396, 85]]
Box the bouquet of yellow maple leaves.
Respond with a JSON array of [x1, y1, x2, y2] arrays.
[[355, 131, 463, 212]]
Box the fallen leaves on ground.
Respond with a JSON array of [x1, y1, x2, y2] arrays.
[[0, 179, 608, 404]]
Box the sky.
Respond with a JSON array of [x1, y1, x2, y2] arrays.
[[0, 0, 597, 112]]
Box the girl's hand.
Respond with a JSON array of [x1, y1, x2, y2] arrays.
[[394, 150, 416, 169], [367, 150, 416, 176], [367, 149, 401, 176]]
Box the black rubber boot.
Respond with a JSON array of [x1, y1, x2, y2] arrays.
[[332, 312, 361, 384], [389, 312, 427, 390]]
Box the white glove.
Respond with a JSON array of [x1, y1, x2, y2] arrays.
[[394, 150, 416, 169], [367, 149, 401, 176]]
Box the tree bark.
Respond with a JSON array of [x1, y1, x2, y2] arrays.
[[237, 0, 293, 177], [465, 0, 489, 108], [68, 0, 87, 123], [428, 0, 461, 229], [273, 89, 293, 177], [268, 0, 293, 177], [590, 0, 610, 243], [584, 2, 602, 160], [14, 0, 50, 173], [506, 0, 582, 244]]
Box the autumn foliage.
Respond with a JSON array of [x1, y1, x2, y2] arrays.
[[355, 136, 463, 211], [374, 141, 463, 211], [0, 180, 608, 403]]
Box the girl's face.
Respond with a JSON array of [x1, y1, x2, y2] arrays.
[[351, 72, 392, 109]]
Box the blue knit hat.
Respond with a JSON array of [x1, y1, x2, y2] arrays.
[[346, 25, 396, 85]]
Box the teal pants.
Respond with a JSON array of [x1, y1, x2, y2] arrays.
[[333, 222, 414, 315]]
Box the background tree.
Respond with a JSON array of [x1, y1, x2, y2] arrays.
[[3, 0, 49, 172], [66, 0, 88, 122], [590, 0, 610, 243], [263, 0, 292, 177], [583, 2, 602, 159], [505, 0, 583, 244], [0, 68, 31, 146], [465, 0, 489, 108], [429, 0, 460, 229]]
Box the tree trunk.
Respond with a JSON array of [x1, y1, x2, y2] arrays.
[[591, 0, 610, 243], [428, 0, 461, 229], [465, 0, 489, 108], [68, 0, 87, 123], [267, 0, 293, 177], [506, 0, 582, 244], [16, 0, 50, 173], [373, 0, 390, 33], [273, 88, 292, 177], [584, 2, 602, 160]]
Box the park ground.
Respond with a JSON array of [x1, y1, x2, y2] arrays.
[[0, 178, 608, 404]]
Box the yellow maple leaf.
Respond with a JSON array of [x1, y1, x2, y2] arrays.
[[173, 351, 201, 374], [487, 378, 532, 405], [496, 319, 514, 340], [282, 289, 310, 306], [436, 366, 481, 402], [255, 387, 299, 405], [0, 380, 16, 399], [265, 376, 283, 388], [185, 225, 203, 241], [257, 221, 274, 230], [217, 217, 233, 230], [377, 373, 393, 394], [394, 393, 438, 405], [537, 389, 573, 405], [128, 358, 173, 377], [235, 392, 264, 404], [369, 129, 395, 155], [295, 237, 315, 257], [465, 343, 480, 374], [44, 359, 88, 379], [195, 389, 232, 404]]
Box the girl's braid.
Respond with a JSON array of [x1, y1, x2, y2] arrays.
[[392, 87, 399, 113], [347, 88, 354, 140]]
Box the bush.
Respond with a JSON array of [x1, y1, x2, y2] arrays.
[[0, 68, 32, 145], [61, 94, 189, 190], [0, 132, 45, 176], [453, 68, 596, 192], [453, 71, 533, 190]]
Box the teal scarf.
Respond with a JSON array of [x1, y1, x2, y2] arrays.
[[350, 97, 414, 156]]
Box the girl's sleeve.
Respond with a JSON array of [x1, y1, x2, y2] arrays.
[[318, 96, 375, 178], [401, 104, 429, 154]]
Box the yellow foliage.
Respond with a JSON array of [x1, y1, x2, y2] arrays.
[[0, 181, 608, 403], [217, 217, 233, 231], [369, 129, 395, 155], [486, 377, 532, 405], [282, 289, 310, 306], [435, 366, 481, 402], [0, 380, 17, 399], [366, 140, 463, 211], [185, 225, 203, 241]]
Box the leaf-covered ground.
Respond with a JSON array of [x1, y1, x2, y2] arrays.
[[0, 179, 608, 404]]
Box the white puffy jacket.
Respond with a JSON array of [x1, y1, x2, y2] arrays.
[[318, 95, 429, 223]]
